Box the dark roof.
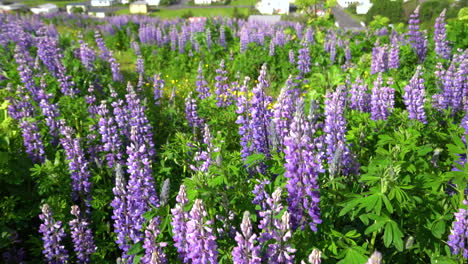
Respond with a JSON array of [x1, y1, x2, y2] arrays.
[[67, 2, 88, 6], [88, 7, 113, 12]]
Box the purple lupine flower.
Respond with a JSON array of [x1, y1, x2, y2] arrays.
[[55, 56, 77, 97], [267, 211, 296, 264], [349, 76, 370, 112], [232, 211, 261, 264], [97, 102, 123, 169], [109, 51, 123, 82], [219, 25, 226, 48], [448, 199, 468, 259], [269, 40, 276, 56], [329, 42, 337, 65], [206, 28, 212, 50], [125, 134, 159, 245], [190, 124, 216, 172], [304, 27, 314, 44], [388, 36, 400, 69], [7, 86, 35, 121], [284, 98, 323, 231], [86, 85, 98, 117], [111, 164, 131, 258], [433, 61, 462, 112], [95, 30, 110, 61], [39, 91, 60, 140], [289, 50, 295, 65], [77, 34, 96, 71], [19, 119, 46, 163], [258, 188, 283, 246], [272, 76, 296, 150], [36, 27, 61, 76], [370, 73, 395, 121], [196, 62, 211, 100], [185, 92, 204, 129], [240, 28, 250, 53], [39, 204, 69, 264], [142, 217, 167, 264], [236, 77, 252, 160], [186, 199, 218, 264], [125, 83, 156, 157], [136, 55, 144, 75], [403, 66, 427, 123], [323, 86, 357, 176], [249, 64, 273, 161], [371, 42, 388, 74], [297, 41, 311, 78], [171, 185, 190, 262], [14, 45, 39, 100], [59, 123, 92, 206], [252, 179, 271, 211], [408, 6, 427, 63], [69, 205, 96, 264], [434, 9, 451, 60], [345, 42, 352, 65], [153, 73, 164, 105], [215, 60, 232, 107]]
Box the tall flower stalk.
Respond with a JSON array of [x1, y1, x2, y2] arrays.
[[403, 66, 427, 124], [39, 204, 69, 264], [186, 199, 218, 264], [69, 205, 96, 264], [284, 98, 323, 231]]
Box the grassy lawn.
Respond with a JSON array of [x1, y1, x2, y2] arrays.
[[21, 0, 79, 8], [148, 7, 250, 19], [229, 0, 256, 6]]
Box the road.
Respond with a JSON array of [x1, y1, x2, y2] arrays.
[[331, 5, 364, 30]]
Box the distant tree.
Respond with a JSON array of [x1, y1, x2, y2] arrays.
[[295, 0, 320, 17], [70, 7, 84, 14], [366, 0, 404, 24], [420, 0, 450, 23]]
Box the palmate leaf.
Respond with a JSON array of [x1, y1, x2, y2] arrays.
[[337, 246, 368, 264]]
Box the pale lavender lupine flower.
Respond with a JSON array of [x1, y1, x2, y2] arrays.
[[196, 62, 211, 99], [434, 9, 451, 60], [171, 185, 190, 262], [142, 217, 167, 264], [185, 92, 204, 129], [349, 76, 370, 112], [215, 60, 232, 107], [366, 251, 382, 264], [403, 66, 427, 123], [232, 211, 261, 264], [370, 73, 395, 121], [236, 77, 252, 161], [186, 199, 218, 264], [267, 211, 296, 264]]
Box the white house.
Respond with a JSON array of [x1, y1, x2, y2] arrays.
[[90, 0, 116, 7], [194, 0, 212, 4], [256, 0, 289, 15], [146, 0, 160, 6], [356, 1, 372, 14], [337, 0, 372, 14], [88, 7, 113, 17], [0, 2, 27, 12], [31, 3, 59, 14], [66, 3, 88, 14]]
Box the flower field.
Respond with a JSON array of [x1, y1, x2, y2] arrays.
[[0, 7, 467, 264]]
